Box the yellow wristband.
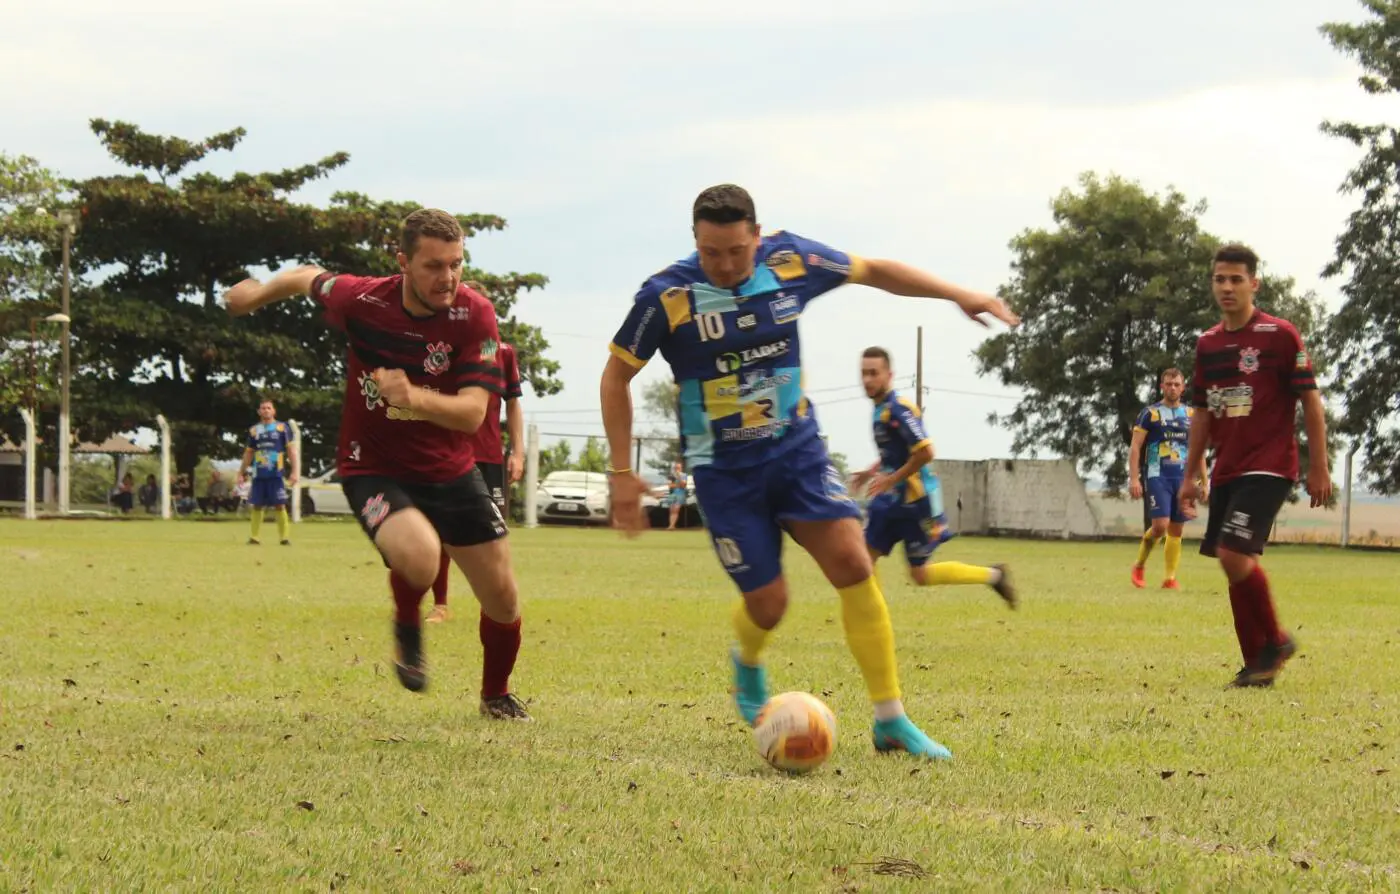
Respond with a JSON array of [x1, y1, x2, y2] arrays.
[[606, 466, 632, 475]]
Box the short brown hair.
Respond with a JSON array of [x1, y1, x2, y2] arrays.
[[1213, 243, 1258, 276], [862, 346, 891, 366], [693, 184, 757, 228], [1160, 368, 1184, 382], [400, 208, 464, 258]]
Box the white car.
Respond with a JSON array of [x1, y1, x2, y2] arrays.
[[535, 470, 611, 524], [300, 468, 352, 516]]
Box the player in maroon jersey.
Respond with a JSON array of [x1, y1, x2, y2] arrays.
[[426, 307, 524, 625], [222, 209, 531, 719], [1180, 243, 1332, 689]]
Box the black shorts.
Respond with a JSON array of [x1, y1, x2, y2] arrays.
[[1199, 474, 1293, 558], [477, 462, 506, 513], [342, 469, 507, 555]]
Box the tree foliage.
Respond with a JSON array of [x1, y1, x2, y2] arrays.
[[976, 172, 1333, 494], [8, 120, 562, 483], [1319, 1, 1400, 493]]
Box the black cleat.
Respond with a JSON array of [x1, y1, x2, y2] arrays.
[[247, 538, 260, 545], [1227, 666, 1274, 689], [1247, 635, 1298, 686], [991, 563, 1018, 610], [280, 539, 291, 546], [480, 692, 532, 721], [393, 622, 428, 693]]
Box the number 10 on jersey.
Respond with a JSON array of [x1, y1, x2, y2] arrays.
[[696, 312, 725, 342]]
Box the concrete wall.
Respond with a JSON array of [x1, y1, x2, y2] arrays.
[[932, 458, 1103, 539]]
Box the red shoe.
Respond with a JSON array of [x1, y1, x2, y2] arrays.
[[1162, 578, 1180, 590], [1131, 565, 1146, 588]]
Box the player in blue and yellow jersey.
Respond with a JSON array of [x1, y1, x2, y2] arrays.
[[852, 347, 1017, 607], [600, 184, 1019, 762], [237, 398, 298, 546], [1127, 368, 1204, 589]]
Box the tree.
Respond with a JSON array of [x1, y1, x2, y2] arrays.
[[574, 436, 608, 473], [976, 172, 1332, 494], [0, 153, 67, 423], [51, 120, 560, 483], [1319, 2, 1400, 493], [827, 448, 850, 480], [639, 378, 682, 478]]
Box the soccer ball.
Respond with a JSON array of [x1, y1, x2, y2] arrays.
[[753, 691, 837, 774]]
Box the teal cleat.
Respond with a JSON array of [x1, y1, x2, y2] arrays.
[[730, 650, 769, 727], [872, 715, 953, 761]]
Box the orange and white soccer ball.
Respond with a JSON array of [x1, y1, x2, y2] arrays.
[[753, 691, 837, 774]]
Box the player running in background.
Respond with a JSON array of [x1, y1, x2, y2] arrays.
[[223, 209, 531, 719], [1127, 368, 1205, 589], [600, 184, 1018, 761], [665, 460, 688, 530], [237, 398, 298, 545], [1180, 243, 1332, 688], [426, 290, 524, 625], [851, 347, 1016, 607]]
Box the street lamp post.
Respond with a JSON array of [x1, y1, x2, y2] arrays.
[[27, 313, 70, 510], [56, 210, 75, 516]]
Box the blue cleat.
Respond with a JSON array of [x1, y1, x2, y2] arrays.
[[730, 650, 769, 727], [873, 715, 953, 761]]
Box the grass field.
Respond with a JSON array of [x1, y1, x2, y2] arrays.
[[2, 520, 1398, 892]]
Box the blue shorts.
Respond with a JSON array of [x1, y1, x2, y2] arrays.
[[864, 493, 955, 567], [668, 488, 687, 507], [1146, 475, 1188, 523], [249, 476, 289, 508], [692, 436, 861, 593]]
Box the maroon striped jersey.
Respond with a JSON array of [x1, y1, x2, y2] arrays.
[[466, 342, 522, 465], [1190, 310, 1317, 485], [311, 272, 503, 483]]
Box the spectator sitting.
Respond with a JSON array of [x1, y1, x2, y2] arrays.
[[138, 474, 159, 513], [112, 472, 135, 515]]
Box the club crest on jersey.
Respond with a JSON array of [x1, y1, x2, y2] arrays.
[[357, 371, 384, 410], [1238, 346, 1261, 375], [424, 342, 452, 376], [479, 338, 499, 361]]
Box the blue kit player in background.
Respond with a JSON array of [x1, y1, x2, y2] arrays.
[[852, 347, 1016, 607], [600, 184, 1019, 762], [238, 397, 298, 546], [1127, 368, 1205, 589]]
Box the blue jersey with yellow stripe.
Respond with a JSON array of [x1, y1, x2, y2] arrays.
[[1133, 402, 1192, 479], [871, 389, 937, 505], [609, 232, 865, 470]]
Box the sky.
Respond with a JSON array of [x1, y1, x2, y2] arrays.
[[4, 0, 1396, 474]]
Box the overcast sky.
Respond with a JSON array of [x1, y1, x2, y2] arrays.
[[5, 0, 1394, 472]]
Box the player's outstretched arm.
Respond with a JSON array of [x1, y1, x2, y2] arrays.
[[855, 259, 1019, 328], [223, 265, 325, 316], [1127, 428, 1147, 499]]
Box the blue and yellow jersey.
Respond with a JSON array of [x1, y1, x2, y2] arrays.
[[609, 232, 866, 470], [1133, 402, 1192, 479], [872, 389, 936, 505], [247, 422, 292, 479]]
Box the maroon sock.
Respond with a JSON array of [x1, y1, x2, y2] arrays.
[[479, 613, 522, 699], [389, 571, 426, 627], [1225, 583, 1260, 666], [1239, 564, 1284, 648], [431, 551, 451, 606]]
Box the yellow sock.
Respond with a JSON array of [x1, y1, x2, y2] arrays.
[[276, 507, 290, 542], [837, 577, 901, 704], [732, 599, 772, 665], [1164, 535, 1182, 580], [1135, 530, 1159, 566], [924, 561, 995, 586], [250, 508, 264, 540]]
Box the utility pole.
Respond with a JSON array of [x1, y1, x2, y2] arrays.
[[915, 326, 924, 411]]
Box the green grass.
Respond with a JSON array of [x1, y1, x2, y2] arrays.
[[2, 521, 1397, 893]]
